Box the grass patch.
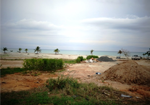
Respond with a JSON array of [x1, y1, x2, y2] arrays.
[[46, 77, 125, 102], [0, 67, 27, 77], [63, 59, 76, 64], [46, 76, 80, 91]]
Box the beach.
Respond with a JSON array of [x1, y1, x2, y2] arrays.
[[0, 52, 117, 60]]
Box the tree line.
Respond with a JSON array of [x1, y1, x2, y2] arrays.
[[2, 46, 60, 55]]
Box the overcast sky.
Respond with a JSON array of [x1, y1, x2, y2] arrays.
[[1, 0, 150, 52]]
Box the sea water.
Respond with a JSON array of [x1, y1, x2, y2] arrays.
[[0, 48, 145, 57]]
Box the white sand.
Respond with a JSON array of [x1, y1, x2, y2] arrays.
[[0, 52, 117, 60]]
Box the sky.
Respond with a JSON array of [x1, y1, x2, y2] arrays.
[[1, 0, 150, 52]]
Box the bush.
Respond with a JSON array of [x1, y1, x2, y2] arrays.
[[86, 55, 99, 59], [76, 56, 84, 63], [23, 59, 63, 71], [76, 57, 81, 63], [78, 56, 83, 61], [46, 77, 79, 91]]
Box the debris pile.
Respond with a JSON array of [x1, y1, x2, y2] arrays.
[[97, 56, 114, 62], [99, 60, 150, 85]]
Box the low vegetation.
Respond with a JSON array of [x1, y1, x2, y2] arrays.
[[1, 59, 76, 77], [1, 59, 150, 104], [76, 56, 84, 63], [63, 59, 76, 64], [23, 58, 63, 71], [1, 67, 26, 77], [2, 77, 148, 105], [86, 55, 99, 59]]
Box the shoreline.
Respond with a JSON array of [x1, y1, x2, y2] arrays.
[[0, 52, 126, 60]]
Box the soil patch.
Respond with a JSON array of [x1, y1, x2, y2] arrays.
[[0, 73, 58, 92], [0, 60, 24, 68], [99, 60, 150, 85]]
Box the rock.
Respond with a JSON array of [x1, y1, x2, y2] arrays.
[[87, 75, 90, 77], [2, 82, 6, 84]]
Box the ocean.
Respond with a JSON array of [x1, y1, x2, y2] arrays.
[[0, 48, 145, 57]]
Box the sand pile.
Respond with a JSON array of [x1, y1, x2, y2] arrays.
[[99, 60, 150, 85], [97, 56, 114, 62]]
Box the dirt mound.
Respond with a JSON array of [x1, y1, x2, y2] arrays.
[[97, 56, 114, 62], [99, 60, 150, 85]]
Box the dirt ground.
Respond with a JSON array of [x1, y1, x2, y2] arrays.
[[0, 59, 150, 99], [0, 60, 24, 68], [0, 73, 57, 92]]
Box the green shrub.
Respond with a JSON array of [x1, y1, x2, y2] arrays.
[[46, 77, 79, 91], [86, 55, 99, 59], [76, 57, 81, 63], [23, 59, 63, 71], [78, 56, 83, 61], [76, 56, 84, 63]]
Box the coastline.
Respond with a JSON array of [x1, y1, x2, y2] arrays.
[[0, 52, 118, 60]]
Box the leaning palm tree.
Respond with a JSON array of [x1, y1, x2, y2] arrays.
[[143, 53, 146, 58], [145, 51, 150, 57], [118, 50, 122, 57], [34, 46, 41, 54], [54, 48, 59, 55], [19, 48, 22, 53], [3, 47, 8, 54], [25, 48, 28, 53], [91, 50, 94, 55]]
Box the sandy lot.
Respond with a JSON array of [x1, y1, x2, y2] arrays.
[[0, 60, 24, 68], [0, 55, 150, 98]]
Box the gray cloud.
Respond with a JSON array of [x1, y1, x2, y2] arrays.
[[3, 19, 64, 31], [82, 16, 150, 33]]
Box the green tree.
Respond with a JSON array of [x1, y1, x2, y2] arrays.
[[19, 48, 22, 53], [34, 46, 41, 54], [25, 48, 28, 53], [118, 50, 122, 57], [91, 50, 94, 55], [54, 48, 59, 55], [3, 47, 8, 54]]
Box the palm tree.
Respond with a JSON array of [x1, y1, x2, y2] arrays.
[[34, 46, 41, 54], [91, 50, 94, 55], [3, 47, 8, 53], [19, 48, 22, 53], [118, 50, 122, 57], [25, 48, 28, 53], [145, 51, 150, 57], [54, 48, 59, 55]]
